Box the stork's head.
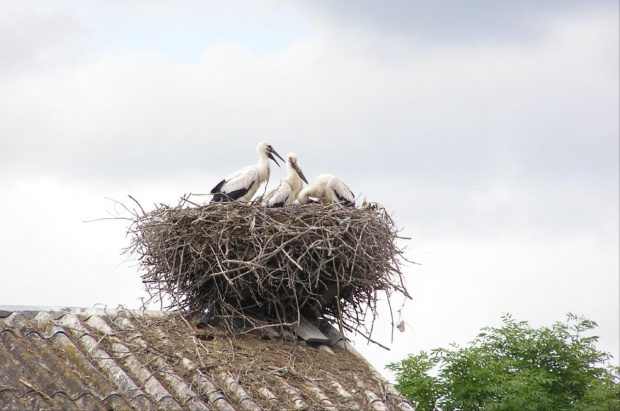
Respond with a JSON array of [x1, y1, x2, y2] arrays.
[[287, 153, 309, 184], [257, 141, 284, 167]]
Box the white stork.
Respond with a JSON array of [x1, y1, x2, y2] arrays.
[[210, 141, 285, 203], [260, 153, 309, 207], [298, 174, 355, 207]]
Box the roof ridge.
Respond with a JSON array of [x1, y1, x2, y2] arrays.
[[0, 305, 168, 320]]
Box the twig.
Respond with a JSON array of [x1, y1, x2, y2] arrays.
[[119, 201, 412, 349]]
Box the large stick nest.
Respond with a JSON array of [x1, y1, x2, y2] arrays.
[[124, 198, 410, 338]]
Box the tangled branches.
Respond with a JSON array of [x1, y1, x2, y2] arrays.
[[124, 198, 410, 339]]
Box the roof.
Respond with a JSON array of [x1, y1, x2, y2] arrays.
[[0, 306, 414, 410]]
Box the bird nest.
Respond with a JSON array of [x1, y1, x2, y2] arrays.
[[123, 197, 410, 340]]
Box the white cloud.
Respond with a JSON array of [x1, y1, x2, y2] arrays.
[[0, 3, 88, 77], [2, 12, 617, 185]]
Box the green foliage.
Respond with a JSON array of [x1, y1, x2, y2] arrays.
[[387, 314, 620, 411]]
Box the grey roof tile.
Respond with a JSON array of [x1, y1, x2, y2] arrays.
[[0, 306, 414, 410]]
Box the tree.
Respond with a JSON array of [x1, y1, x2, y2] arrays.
[[387, 314, 620, 411]]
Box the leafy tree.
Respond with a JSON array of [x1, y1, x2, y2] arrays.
[[387, 314, 620, 411]]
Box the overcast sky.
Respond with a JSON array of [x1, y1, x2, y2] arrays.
[[1, 1, 618, 379]]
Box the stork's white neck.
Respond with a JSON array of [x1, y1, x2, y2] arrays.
[[256, 151, 271, 185], [285, 160, 295, 178], [298, 183, 323, 204], [283, 161, 302, 199], [298, 189, 310, 204]]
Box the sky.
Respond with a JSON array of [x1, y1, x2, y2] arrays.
[[1, 0, 618, 380]]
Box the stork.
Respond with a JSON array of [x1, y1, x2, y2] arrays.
[[298, 174, 355, 207], [210, 141, 285, 203], [260, 153, 309, 207]]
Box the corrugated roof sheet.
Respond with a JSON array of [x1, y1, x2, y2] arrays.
[[0, 306, 414, 410]]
